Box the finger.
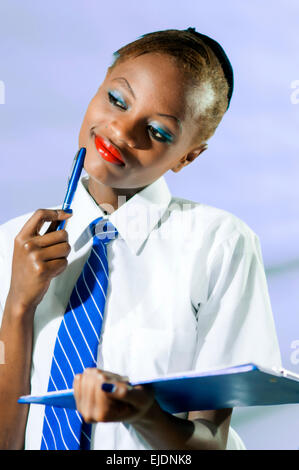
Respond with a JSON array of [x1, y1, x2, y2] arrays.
[[73, 373, 83, 409], [34, 228, 69, 248], [101, 381, 154, 408], [37, 242, 71, 261], [20, 209, 73, 239], [80, 368, 99, 423], [96, 368, 130, 382], [41, 258, 69, 277], [45, 210, 73, 234], [44, 219, 60, 234], [96, 379, 136, 423], [77, 370, 138, 424]]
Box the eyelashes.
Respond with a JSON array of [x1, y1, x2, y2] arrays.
[[107, 90, 174, 144], [147, 123, 173, 143], [108, 89, 127, 110]]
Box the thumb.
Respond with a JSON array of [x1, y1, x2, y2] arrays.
[[105, 382, 155, 408], [45, 209, 73, 234]]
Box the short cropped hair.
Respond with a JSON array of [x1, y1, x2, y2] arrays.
[[108, 28, 233, 143]]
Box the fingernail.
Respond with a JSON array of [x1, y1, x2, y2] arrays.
[[101, 382, 117, 393]]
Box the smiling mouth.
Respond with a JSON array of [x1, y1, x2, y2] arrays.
[[94, 134, 125, 166]]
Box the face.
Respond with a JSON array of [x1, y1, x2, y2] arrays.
[[79, 52, 207, 191]]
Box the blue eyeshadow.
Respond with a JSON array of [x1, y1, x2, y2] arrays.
[[149, 121, 174, 142], [108, 89, 127, 108]]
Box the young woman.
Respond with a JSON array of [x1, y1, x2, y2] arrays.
[[0, 28, 281, 450]]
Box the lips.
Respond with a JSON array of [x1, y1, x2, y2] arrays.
[[94, 135, 125, 166]]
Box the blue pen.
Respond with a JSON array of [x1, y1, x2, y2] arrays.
[[56, 147, 86, 231]]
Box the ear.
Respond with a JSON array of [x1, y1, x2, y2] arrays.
[[171, 143, 208, 173]]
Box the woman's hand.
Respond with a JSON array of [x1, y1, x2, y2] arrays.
[[8, 209, 73, 312], [73, 368, 155, 424]]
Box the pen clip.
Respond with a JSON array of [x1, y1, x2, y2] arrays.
[[67, 149, 80, 184]]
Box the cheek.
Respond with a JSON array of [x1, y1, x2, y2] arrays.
[[78, 122, 86, 148], [81, 95, 107, 127], [79, 112, 104, 147], [142, 148, 180, 174], [79, 105, 94, 144]]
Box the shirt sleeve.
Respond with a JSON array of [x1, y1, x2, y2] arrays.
[[192, 229, 282, 372]]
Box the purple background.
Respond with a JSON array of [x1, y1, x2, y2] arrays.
[[0, 0, 298, 449]]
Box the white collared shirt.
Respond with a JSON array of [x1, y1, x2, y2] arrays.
[[0, 175, 282, 450]]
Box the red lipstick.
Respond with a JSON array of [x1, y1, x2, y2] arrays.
[[94, 135, 125, 166]]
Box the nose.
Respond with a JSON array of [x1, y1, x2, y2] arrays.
[[108, 116, 139, 149]]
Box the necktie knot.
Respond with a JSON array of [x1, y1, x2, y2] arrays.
[[89, 217, 118, 245]]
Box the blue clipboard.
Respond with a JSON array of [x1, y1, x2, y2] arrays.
[[18, 363, 299, 414]]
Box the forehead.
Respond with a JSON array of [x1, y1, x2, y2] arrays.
[[106, 53, 194, 121]]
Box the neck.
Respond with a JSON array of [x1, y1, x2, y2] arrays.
[[87, 177, 146, 214]]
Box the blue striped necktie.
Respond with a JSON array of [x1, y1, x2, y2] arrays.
[[40, 217, 118, 450]]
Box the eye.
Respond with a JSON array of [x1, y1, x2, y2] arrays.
[[148, 124, 173, 144], [108, 90, 127, 110]]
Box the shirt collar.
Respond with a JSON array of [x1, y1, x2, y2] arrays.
[[68, 174, 172, 255]]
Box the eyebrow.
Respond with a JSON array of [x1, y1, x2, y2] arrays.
[[156, 113, 182, 131], [111, 76, 182, 131], [111, 77, 136, 99]]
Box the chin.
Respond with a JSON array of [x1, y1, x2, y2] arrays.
[[84, 154, 106, 178], [84, 158, 122, 188]]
